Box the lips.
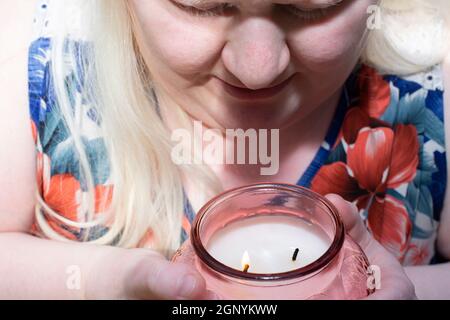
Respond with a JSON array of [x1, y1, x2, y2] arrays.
[[217, 75, 295, 101]]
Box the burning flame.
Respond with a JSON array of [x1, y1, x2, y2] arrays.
[[241, 251, 251, 272]]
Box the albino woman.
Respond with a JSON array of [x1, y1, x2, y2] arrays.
[[0, 0, 449, 299]]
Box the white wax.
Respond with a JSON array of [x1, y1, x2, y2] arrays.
[[206, 215, 331, 274]]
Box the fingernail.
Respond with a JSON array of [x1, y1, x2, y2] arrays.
[[325, 194, 342, 201], [177, 274, 198, 298]]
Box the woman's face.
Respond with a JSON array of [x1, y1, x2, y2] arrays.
[[129, 0, 377, 129]]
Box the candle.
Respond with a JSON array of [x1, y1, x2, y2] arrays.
[[172, 183, 372, 299], [206, 215, 332, 274]]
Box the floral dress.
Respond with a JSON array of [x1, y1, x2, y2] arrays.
[[29, 1, 447, 265], [310, 66, 447, 265]]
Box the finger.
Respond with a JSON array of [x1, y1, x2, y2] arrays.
[[202, 290, 222, 300], [325, 194, 372, 249], [127, 254, 208, 300], [364, 274, 416, 300], [363, 247, 416, 300], [324, 195, 417, 300]]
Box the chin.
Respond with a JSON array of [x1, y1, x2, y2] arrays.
[[212, 97, 306, 130], [211, 108, 297, 131]]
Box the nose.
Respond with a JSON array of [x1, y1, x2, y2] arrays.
[[221, 18, 290, 90]]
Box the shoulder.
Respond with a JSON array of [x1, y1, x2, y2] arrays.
[[0, 0, 37, 63], [0, 0, 39, 232], [0, 0, 39, 115]]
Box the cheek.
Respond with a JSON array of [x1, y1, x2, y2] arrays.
[[149, 25, 222, 75], [288, 1, 370, 72], [132, 2, 224, 76]]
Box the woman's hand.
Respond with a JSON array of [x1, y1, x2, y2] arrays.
[[326, 194, 417, 300], [86, 247, 216, 300]]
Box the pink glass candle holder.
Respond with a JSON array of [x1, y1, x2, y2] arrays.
[[173, 183, 373, 300]]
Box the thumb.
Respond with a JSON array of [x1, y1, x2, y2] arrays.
[[126, 253, 208, 300], [325, 194, 372, 249]]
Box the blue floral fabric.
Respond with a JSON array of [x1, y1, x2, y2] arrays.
[[311, 66, 447, 265]]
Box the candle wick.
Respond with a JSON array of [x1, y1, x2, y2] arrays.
[[292, 248, 300, 262], [243, 264, 250, 273]]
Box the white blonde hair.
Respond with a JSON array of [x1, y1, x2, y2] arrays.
[[35, 0, 450, 255], [363, 0, 450, 75], [37, 0, 221, 255]]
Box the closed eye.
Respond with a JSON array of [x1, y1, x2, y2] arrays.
[[283, 5, 332, 20], [282, 1, 346, 21], [171, 0, 346, 20], [170, 1, 235, 17]]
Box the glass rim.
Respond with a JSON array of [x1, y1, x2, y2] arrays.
[[190, 183, 345, 282]]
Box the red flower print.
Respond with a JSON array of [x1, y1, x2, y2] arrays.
[[339, 66, 392, 145], [182, 215, 192, 236], [32, 171, 80, 241], [403, 241, 434, 266], [44, 174, 81, 222], [366, 195, 412, 259], [36, 152, 44, 193], [138, 229, 155, 248], [342, 107, 389, 145], [30, 120, 38, 144], [312, 125, 418, 260], [47, 220, 79, 241], [94, 185, 114, 214], [357, 66, 391, 119]]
